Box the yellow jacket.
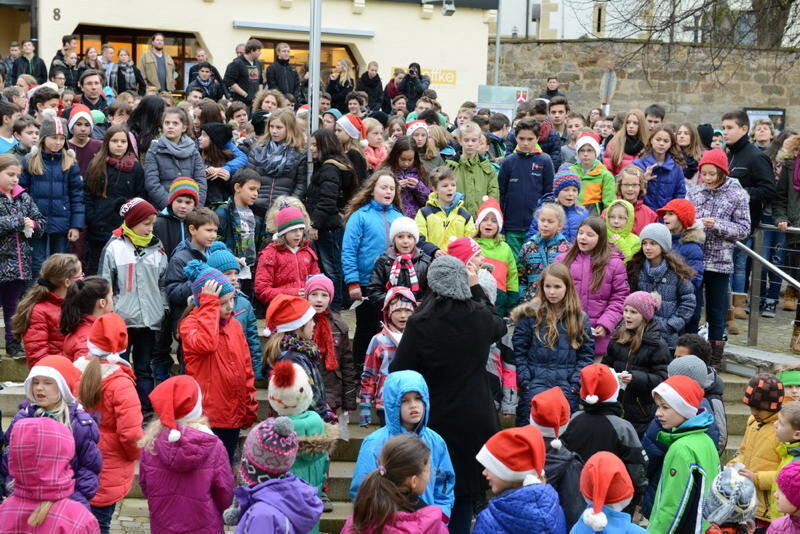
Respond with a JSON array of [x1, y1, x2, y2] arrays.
[[415, 192, 477, 254], [729, 412, 782, 521]]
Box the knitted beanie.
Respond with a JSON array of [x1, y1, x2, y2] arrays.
[[268, 361, 313, 417], [777, 461, 800, 508], [575, 132, 601, 156], [668, 355, 709, 389], [337, 114, 368, 146], [24, 356, 79, 405], [699, 149, 729, 176], [207, 242, 241, 275], [639, 223, 672, 253], [389, 216, 420, 243], [406, 120, 428, 137], [446, 237, 482, 266], [580, 363, 620, 404], [383, 286, 417, 322], [529, 387, 570, 450], [427, 255, 471, 301], [67, 103, 93, 132], [475, 196, 504, 231], [264, 294, 316, 336], [200, 122, 233, 149], [580, 452, 635, 531], [624, 291, 661, 322], [240, 417, 298, 485], [275, 206, 306, 237], [120, 197, 157, 228], [87, 313, 129, 364], [652, 375, 705, 420], [149, 375, 204, 442], [742, 373, 784, 412], [322, 109, 342, 122], [703, 466, 757, 525], [697, 124, 714, 150], [39, 115, 68, 140], [168, 177, 200, 206], [183, 259, 235, 306], [552, 169, 581, 197], [476, 425, 546, 485], [656, 198, 696, 230], [305, 274, 334, 299]]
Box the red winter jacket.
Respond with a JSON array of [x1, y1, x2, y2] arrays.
[[62, 315, 96, 362], [23, 292, 65, 368], [254, 241, 320, 305], [74, 356, 143, 507], [180, 294, 258, 429]]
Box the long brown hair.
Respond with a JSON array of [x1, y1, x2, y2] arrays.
[[86, 125, 134, 197], [12, 254, 81, 338], [626, 247, 696, 289], [350, 434, 430, 534], [344, 170, 402, 222], [379, 136, 430, 187], [199, 123, 233, 167], [614, 308, 648, 354], [643, 125, 686, 167], [607, 109, 648, 168], [263, 109, 304, 150], [560, 217, 612, 292], [59, 276, 110, 336], [677, 123, 703, 161], [511, 263, 586, 349]]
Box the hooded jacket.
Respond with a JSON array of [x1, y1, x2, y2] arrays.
[[556, 249, 629, 356], [476, 236, 519, 315], [233, 473, 322, 534], [351, 371, 456, 517], [360, 325, 401, 412], [633, 153, 687, 211], [447, 155, 499, 217], [527, 193, 590, 243], [305, 159, 349, 232], [0, 184, 45, 283], [672, 225, 705, 289], [768, 515, 800, 534], [84, 160, 147, 242], [513, 302, 594, 422], [473, 483, 567, 534], [729, 411, 782, 522], [570, 506, 646, 534], [343, 200, 403, 286], [144, 135, 206, 209], [367, 246, 431, 305], [544, 441, 586, 528], [726, 134, 776, 229], [154, 207, 189, 259], [770, 441, 800, 519], [164, 238, 207, 315], [215, 198, 267, 267], [139, 426, 233, 534], [605, 199, 641, 262], [628, 198, 659, 236], [570, 160, 616, 216], [232, 290, 263, 381], [321, 311, 357, 412], [254, 240, 320, 306], [342, 505, 449, 534], [602, 321, 670, 434], [632, 258, 696, 350], [0, 418, 100, 533], [396, 167, 430, 218], [498, 150, 555, 232], [247, 140, 307, 214], [23, 292, 65, 369], [20, 150, 85, 234], [415, 192, 476, 256]]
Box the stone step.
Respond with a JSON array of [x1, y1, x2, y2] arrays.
[[720, 372, 749, 404], [723, 344, 797, 377], [725, 403, 751, 438]]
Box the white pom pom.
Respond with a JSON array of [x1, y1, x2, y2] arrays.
[[449, 236, 457, 242], [585, 394, 599, 405], [41, 108, 57, 119], [168, 428, 181, 442], [522, 473, 542, 486], [66, 149, 76, 159], [551, 438, 562, 450], [30, 145, 39, 156], [360, 139, 369, 147], [582, 508, 608, 532], [263, 327, 272, 337], [482, 195, 489, 201]]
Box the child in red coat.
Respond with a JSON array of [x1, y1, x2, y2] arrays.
[[60, 276, 114, 361], [255, 203, 320, 306], [180, 260, 258, 463]]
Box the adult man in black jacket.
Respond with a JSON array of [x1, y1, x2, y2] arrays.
[[223, 39, 264, 111], [265, 42, 300, 104]]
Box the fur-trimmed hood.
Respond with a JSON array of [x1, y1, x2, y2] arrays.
[[679, 223, 706, 245], [297, 422, 339, 455]]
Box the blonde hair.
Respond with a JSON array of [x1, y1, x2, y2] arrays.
[[263, 109, 304, 150], [254, 89, 290, 113], [607, 109, 649, 168], [337, 58, 356, 88], [538, 202, 566, 225], [616, 165, 647, 198], [0, 154, 22, 174], [27, 501, 56, 527], [138, 415, 210, 452], [427, 124, 453, 150], [459, 122, 482, 138], [363, 117, 382, 135], [614, 310, 648, 354], [265, 195, 310, 245], [26, 134, 77, 175], [12, 254, 81, 338], [34, 397, 71, 427]]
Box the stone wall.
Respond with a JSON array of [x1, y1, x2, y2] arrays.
[[488, 39, 800, 127]]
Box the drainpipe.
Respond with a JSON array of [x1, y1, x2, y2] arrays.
[[30, 0, 39, 45]]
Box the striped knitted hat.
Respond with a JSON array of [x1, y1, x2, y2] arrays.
[[275, 206, 306, 237], [183, 259, 235, 305], [240, 417, 298, 485], [552, 169, 581, 197], [168, 177, 200, 206]]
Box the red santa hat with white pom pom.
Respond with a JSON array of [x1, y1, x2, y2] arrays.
[[580, 363, 620, 405]]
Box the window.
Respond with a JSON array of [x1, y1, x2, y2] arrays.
[[592, 1, 607, 37], [252, 38, 358, 78]]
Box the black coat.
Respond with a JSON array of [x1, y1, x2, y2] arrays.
[[543, 442, 585, 529], [346, 149, 367, 185], [246, 141, 307, 215], [726, 135, 776, 229], [390, 285, 506, 498], [49, 59, 80, 92], [266, 59, 300, 103], [602, 321, 671, 435], [326, 77, 353, 114], [13, 55, 47, 84], [305, 160, 348, 232], [356, 72, 383, 111], [366, 248, 432, 305], [153, 209, 188, 259], [84, 161, 147, 243], [186, 79, 225, 102], [113, 64, 146, 96]]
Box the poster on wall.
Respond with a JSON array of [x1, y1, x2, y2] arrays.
[[744, 108, 786, 131]]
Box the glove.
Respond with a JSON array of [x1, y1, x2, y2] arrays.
[[359, 402, 372, 427]]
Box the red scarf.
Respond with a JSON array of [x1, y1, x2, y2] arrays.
[[107, 153, 136, 172], [313, 311, 338, 371]]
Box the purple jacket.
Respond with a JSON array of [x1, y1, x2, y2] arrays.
[[556, 249, 629, 355], [139, 426, 233, 534], [234, 473, 323, 534], [2, 402, 101, 508], [687, 180, 750, 274], [767, 515, 800, 533], [397, 167, 430, 218]]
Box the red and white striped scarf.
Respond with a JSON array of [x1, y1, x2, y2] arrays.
[[388, 254, 419, 292]]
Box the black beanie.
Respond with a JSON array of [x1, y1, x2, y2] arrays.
[[200, 122, 233, 149], [697, 123, 714, 150], [251, 110, 269, 136]]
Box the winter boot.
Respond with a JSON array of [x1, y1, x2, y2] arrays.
[[726, 309, 740, 336], [709, 340, 726, 370], [732, 293, 748, 319], [791, 321, 800, 354], [785, 286, 798, 311]]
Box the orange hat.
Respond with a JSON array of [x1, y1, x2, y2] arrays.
[[149, 375, 204, 442], [87, 313, 129, 364], [580, 452, 635, 531], [529, 387, 570, 450], [580, 364, 620, 405], [264, 295, 316, 337], [476, 425, 546, 484]]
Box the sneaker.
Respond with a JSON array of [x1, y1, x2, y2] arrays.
[[6, 339, 23, 357], [321, 492, 333, 513], [762, 300, 777, 318]]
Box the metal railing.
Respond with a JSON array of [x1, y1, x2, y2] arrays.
[[737, 224, 800, 346]]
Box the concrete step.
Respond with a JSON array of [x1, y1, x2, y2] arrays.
[[725, 403, 751, 438], [0, 355, 29, 383], [720, 372, 749, 404], [722, 434, 743, 465], [724, 344, 797, 377]]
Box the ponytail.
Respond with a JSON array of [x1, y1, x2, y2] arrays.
[[60, 276, 111, 336], [78, 357, 103, 412], [12, 253, 81, 338], [350, 434, 430, 534]]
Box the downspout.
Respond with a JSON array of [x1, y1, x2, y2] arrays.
[[30, 0, 39, 45]]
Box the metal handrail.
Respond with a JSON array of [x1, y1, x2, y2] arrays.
[[738, 224, 800, 346]]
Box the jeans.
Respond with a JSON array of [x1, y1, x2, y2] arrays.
[[704, 271, 730, 341], [759, 217, 786, 301], [122, 327, 156, 414], [0, 280, 25, 342], [212, 427, 241, 465], [730, 237, 752, 293], [315, 228, 344, 311], [151, 315, 174, 383], [448, 496, 474, 534], [91, 503, 116, 534], [31, 233, 69, 280]]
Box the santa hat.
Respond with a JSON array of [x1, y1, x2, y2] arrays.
[[580, 363, 620, 405], [389, 216, 420, 243], [529, 387, 570, 450], [267, 361, 313, 417], [24, 356, 80, 406], [264, 294, 316, 337], [119, 197, 157, 228], [149, 375, 204, 442], [337, 114, 368, 147], [275, 206, 307, 237], [446, 237, 482, 266], [476, 425, 546, 485], [575, 132, 601, 156], [475, 196, 503, 231], [406, 120, 428, 137], [68, 103, 94, 132], [87, 313, 129, 364], [580, 452, 635, 531], [652, 375, 704, 420]]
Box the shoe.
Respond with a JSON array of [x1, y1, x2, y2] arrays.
[[320, 492, 334, 513], [785, 286, 798, 311], [732, 293, 748, 319], [792, 321, 800, 354], [761, 300, 777, 318], [726, 309, 740, 336], [6, 339, 23, 357], [709, 340, 726, 370]]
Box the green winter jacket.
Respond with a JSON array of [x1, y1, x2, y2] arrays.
[[571, 160, 616, 216], [475, 236, 519, 316], [769, 440, 800, 519], [605, 199, 641, 262], [650, 411, 719, 534], [448, 155, 499, 217]]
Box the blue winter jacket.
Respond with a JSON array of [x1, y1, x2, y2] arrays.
[[349, 370, 455, 517], [570, 505, 647, 534], [498, 151, 555, 232], [513, 305, 594, 425], [20, 151, 85, 234], [671, 226, 705, 290], [527, 194, 589, 242], [473, 483, 566, 534], [232, 290, 263, 381], [632, 153, 686, 211], [342, 200, 402, 286], [633, 259, 696, 350]]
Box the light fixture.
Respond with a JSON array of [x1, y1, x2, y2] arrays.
[[442, 0, 455, 16]]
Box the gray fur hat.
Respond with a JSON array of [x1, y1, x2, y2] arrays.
[[667, 355, 709, 389], [428, 255, 471, 301]]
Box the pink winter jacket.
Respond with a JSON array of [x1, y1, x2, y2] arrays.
[[341, 505, 450, 534], [767, 515, 800, 533], [556, 249, 629, 355], [139, 426, 233, 534], [0, 417, 100, 533]]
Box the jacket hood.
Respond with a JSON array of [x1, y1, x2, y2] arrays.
[[677, 223, 706, 245], [365, 506, 447, 533], [606, 198, 635, 237], [481, 484, 564, 532], [426, 191, 465, 209], [10, 184, 25, 198], [9, 418, 76, 501], [150, 425, 220, 472], [532, 231, 567, 248], [297, 419, 339, 455], [657, 410, 714, 446], [234, 473, 320, 533], [705, 367, 724, 396], [382, 370, 430, 435], [581, 400, 624, 416]]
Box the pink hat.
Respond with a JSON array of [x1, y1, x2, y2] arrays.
[[305, 274, 334, 299], [275, 206, 306, 237], [447, 237, 482, 266], [624, 291, 661, 322]]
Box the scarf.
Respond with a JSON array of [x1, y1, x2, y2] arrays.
[[280, 332, 321, 362], [624, 136, 644, 157], [116, 62, 137, 91], [121, 223, 153, 248], [253, 139, 296, 177], [388, 254, 419, 292], [514, 143, 543, 157], [364, 144, 387, 169], [195, 76, 212, 89], [107, 153, 136, 172], [386, 79, 401, 100], [158, 135, 197, 159], [312, 311, 338, 371], [792, 153, 800, 192]]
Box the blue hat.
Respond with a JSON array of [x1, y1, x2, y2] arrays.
[[552, 169, 581, 197], [183, 259, 235, 305], [207, 242, 241, 274], [323, 108, 342, 121]]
